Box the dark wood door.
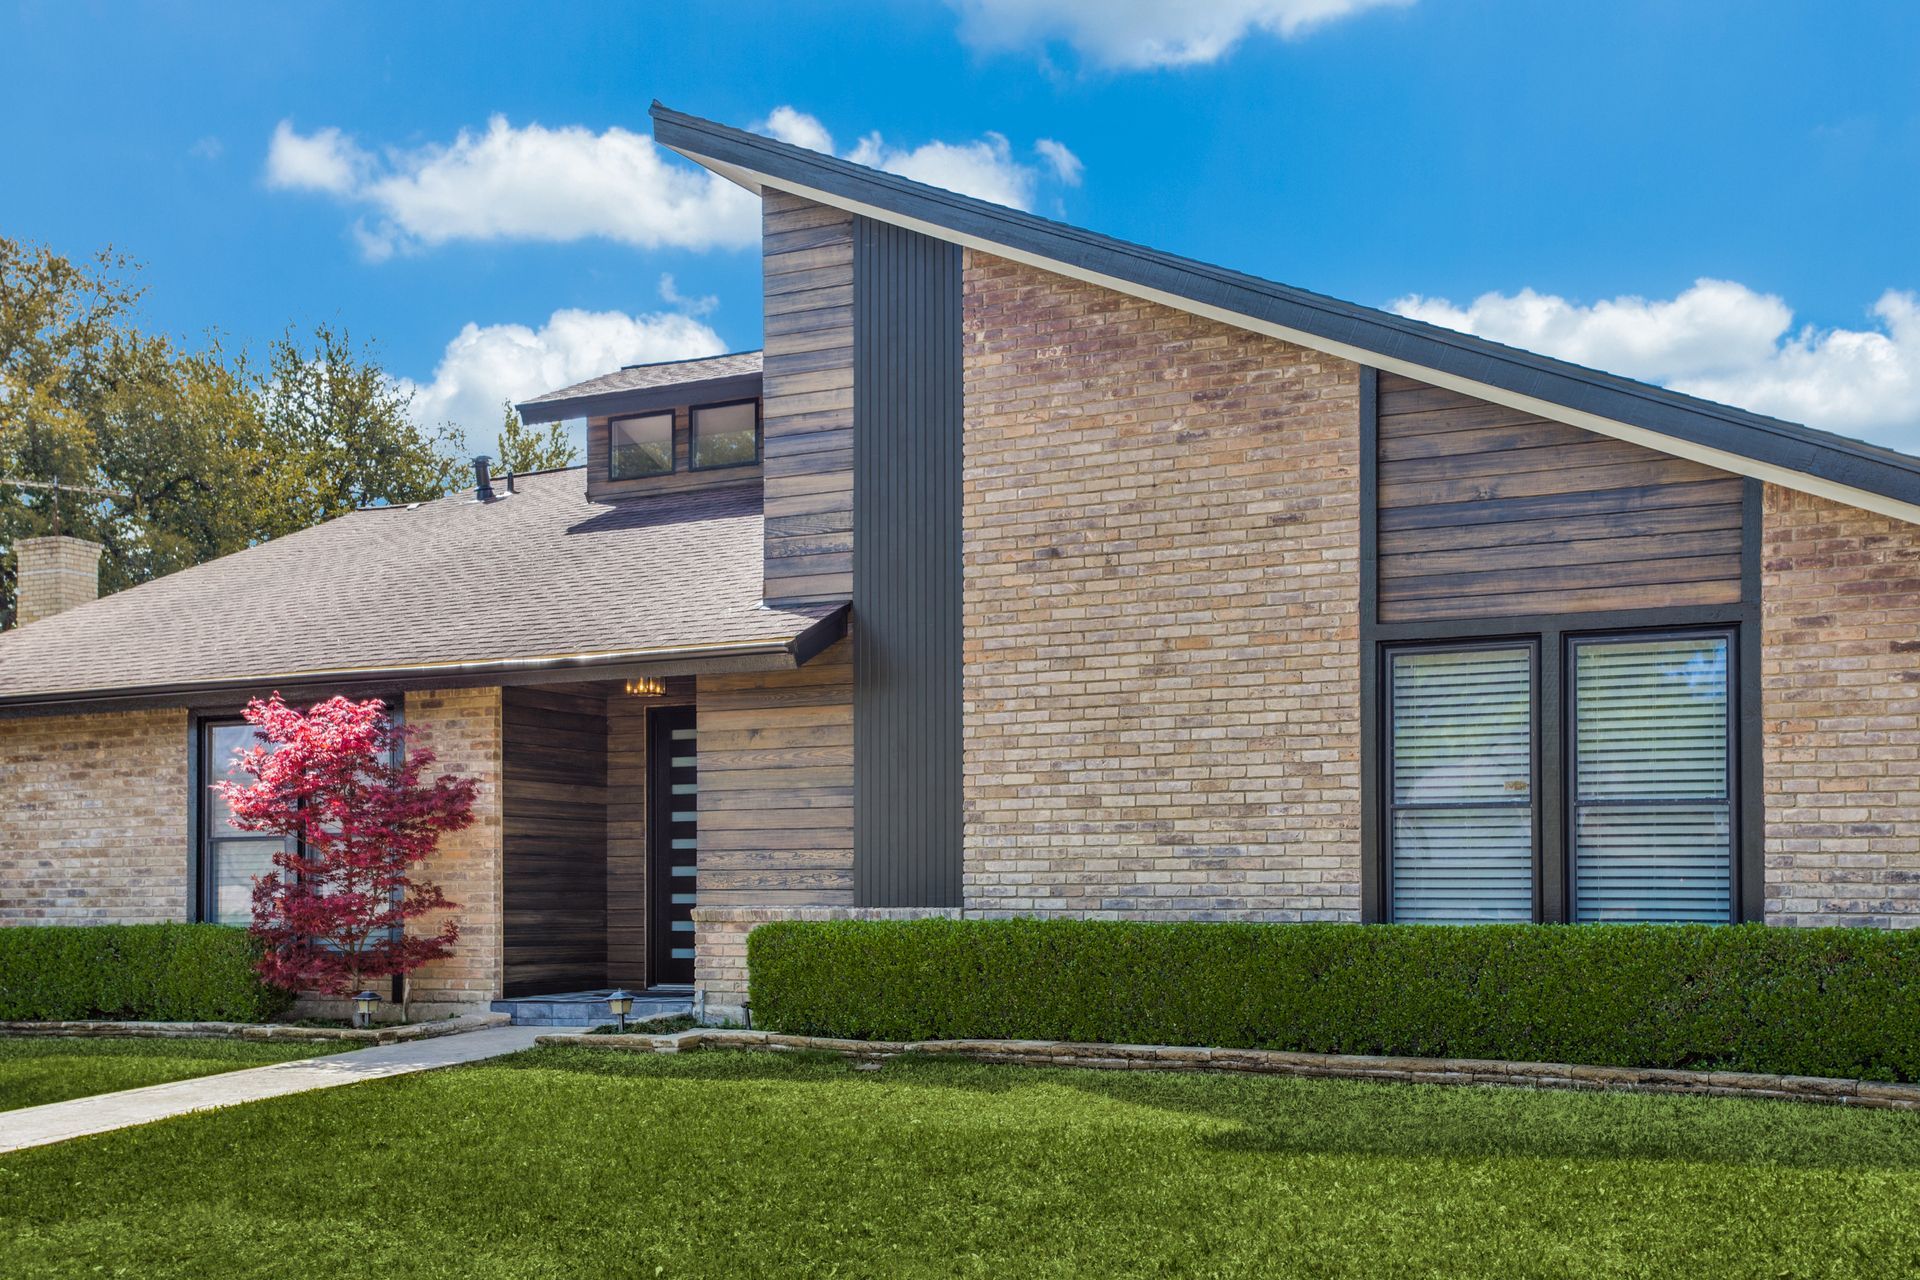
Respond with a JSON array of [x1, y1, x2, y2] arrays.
[[647, 705, 698, 987]]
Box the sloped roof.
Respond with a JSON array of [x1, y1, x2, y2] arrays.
[[0, 468, 842, 710], [517, 351, 763, 424], [651, 102, 1920, 525]]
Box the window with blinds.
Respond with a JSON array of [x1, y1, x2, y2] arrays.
[[1387, 645, 1535, 923], [1571, 635, 1733, 922]]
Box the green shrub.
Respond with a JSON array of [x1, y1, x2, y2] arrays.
[[748, 918, 1920, 1082], [0, 923, 293, 1023]]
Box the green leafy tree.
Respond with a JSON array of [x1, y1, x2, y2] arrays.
[[258, 323, 467, 537], [0, 237, 471, 628], [493, 400, 579, 475]]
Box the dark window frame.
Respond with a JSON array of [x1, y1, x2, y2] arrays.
[[187, 700, 407, 927], [1382, 637, 1544, 923], [687, 397, 762, 472], [1357, 364, 1765, 924], [1564, 626, 1739, 925], [607, 410, 677, 480]]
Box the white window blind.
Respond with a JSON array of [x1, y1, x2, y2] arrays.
[[1388, 646, 1534, 923], [1572, 636, 1733, 923]]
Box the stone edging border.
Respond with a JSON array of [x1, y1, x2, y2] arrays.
[[534, 1029, 1920, 1110], [0, 1011, 509, 1045]]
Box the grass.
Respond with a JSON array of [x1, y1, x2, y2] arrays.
[[0, 1036, 343, 1111], [3, 1047, 1919, 1278]]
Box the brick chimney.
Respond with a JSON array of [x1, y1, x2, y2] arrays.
[[13, 535, 103, 626]]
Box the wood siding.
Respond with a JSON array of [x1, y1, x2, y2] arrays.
[[501, 687, 608, 997], [1375, 374, 1745, 622], [761, 191, 855, 605], [695, 637, 854, 906], [605, 680, 693, 989], [585, 404, 763, 504]]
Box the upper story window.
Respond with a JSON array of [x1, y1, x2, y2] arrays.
[[691, 400, 760, 470], [609, 412, 675, 480]]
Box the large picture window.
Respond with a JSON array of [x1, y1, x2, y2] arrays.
[[198, 720, 291, 926], [1382, 629, 1739, 924]]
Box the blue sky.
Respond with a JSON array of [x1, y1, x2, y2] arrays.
[[5, 0, 1919, 456]]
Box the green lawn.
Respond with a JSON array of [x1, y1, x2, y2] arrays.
[[4, 1047, 1920, 1278], [0, 1036, 342, 1111]]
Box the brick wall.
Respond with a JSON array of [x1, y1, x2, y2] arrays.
[[1761, 484, 1920, 926], [960, 251, 1363, 920], [14, 536, 103, 626], [404, 687, 506, 1009], [0, 707, 188, 924]]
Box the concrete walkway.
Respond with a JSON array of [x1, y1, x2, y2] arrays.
[[0, 1024, 574, 1155]]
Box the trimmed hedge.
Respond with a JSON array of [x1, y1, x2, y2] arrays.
[[0, 923, 294, 1023], [748, 918, 1920, 1082]]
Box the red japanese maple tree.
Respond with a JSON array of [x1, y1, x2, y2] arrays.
[[214, 694, 476, 1021]]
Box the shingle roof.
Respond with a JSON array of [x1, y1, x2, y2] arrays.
[[517, 351, 763, 422], [0, 468, 840, 709]]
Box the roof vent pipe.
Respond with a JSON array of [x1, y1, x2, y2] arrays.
[[505, 469, 516, 494], [473, 456, 495, 502]]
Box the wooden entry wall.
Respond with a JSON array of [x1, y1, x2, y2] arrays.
[[501, 687, 609, 997]]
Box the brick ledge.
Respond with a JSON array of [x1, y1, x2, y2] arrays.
[[533, 1029, 1920, 1110]]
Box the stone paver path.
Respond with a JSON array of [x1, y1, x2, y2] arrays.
[[0, 1024, 574, 1154]]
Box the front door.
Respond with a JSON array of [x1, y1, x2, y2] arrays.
[[646, 705, 699, 987]]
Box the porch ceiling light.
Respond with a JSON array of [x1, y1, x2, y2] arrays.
[[607, 988, 636, 1033], [625, 677, 665, 698], [353, 989, 382, 1030]]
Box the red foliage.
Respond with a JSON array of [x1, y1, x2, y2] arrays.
[[213, 694, 476, 1010]]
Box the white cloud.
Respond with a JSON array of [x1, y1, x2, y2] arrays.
[[764, 108, 1070, 211], [268, 108, 1076, 254], [953, 0, 1413, 69], [758, 106, 835, 155], [264, 120, 369, 194], [398, 308, 727, 453], [1391, 280, 1920, 448], [189, 135, 224, 162], [265, 116, 760, 258], [658, 273, 718, 317], [1034, 138, 1083, 186]]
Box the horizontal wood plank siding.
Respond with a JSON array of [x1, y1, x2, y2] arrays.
[[585, 404, 763, 504], [762, 190, 855, 605], [694, 637, 854, 906], [502, 686, 608, 996], [1376, 374, 1744, 622]]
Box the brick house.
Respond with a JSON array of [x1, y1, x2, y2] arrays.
[[4, 103, 1919, 1021]]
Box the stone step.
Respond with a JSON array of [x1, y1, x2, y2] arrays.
[[490, 992, 692, 1028]]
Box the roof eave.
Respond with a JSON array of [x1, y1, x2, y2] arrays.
[[0, 606, 849, 718], [517, 371, 764, 424], [650, 102, 1920, 525]]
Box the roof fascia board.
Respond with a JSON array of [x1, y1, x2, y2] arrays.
[[517, 372, 763, 425], [0, 606, 849, 716], [657, 114, 1920, 525]]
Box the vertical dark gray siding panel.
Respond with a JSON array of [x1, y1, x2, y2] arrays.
[[853, 216, 963, 907]]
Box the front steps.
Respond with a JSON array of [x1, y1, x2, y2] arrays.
[[490, 989, 694, 1028]]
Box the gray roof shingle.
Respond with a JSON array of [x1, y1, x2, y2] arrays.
[[518, 351, 763, 411], [0, 468, 837, 707]]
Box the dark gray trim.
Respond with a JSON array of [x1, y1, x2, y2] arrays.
[[653, 102, 1920, 514], [852, 216, 964, 909], [518, 372, 762, 425], [0, 608, 850, 718], [1359, 375, 1764, 924]]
